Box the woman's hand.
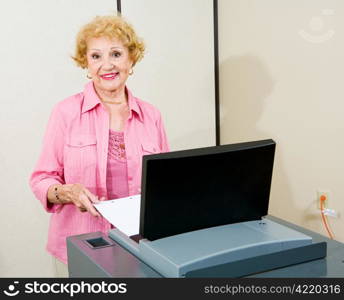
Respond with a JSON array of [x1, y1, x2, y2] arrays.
[[48, 183, 102, 217]]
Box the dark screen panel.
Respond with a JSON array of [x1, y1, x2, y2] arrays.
[[140, 139, 276, 241]]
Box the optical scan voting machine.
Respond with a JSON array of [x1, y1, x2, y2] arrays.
[[67, 139, 328, 277]]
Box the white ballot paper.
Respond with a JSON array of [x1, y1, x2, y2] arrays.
[[93, 195, 141, 236]]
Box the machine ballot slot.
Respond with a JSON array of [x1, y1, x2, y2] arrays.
[[85, 237, 113, 249]]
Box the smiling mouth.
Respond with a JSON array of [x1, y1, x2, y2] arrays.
[[100, 72, 119, 80]]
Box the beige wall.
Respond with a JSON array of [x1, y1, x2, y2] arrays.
[[219, 0, 344, 242]]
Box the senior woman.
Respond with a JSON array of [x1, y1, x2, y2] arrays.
[[29, 15, 169, 276]]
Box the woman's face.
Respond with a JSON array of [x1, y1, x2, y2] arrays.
[[86, 36, 133, 94]]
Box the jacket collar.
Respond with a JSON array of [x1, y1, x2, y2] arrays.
[[81, 81, 143, 122], [81, 81, 100, 113]]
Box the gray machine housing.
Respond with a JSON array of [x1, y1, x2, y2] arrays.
[[109, 218, 325, 277]]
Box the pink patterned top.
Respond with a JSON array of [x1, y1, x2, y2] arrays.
[[106, 129, 129, 200]]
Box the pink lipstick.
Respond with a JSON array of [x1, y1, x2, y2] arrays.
[[100, 72, 119, 80]]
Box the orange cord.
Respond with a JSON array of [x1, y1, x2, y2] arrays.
[[320, 196, 334, 239]]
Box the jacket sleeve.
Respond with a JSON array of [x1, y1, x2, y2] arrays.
[[29, 103, 66, 213], [156, 110, 170, 153]]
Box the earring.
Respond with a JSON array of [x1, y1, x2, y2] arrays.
[[129, 69, 134, 75], [86, 72, 92, 79]]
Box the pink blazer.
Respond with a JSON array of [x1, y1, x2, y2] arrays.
[[29, 81, 169, 263]]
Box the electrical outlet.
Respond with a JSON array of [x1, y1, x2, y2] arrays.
[[322, 208, 340, 218], [317, 190, 330, 209]]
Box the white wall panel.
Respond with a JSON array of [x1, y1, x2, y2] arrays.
[[0, 0, 215, 276], [121, 0, 216, 150], [0, 0, 117, 277]]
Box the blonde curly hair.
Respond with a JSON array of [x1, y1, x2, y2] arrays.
[[72, 15, 145, 68]]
